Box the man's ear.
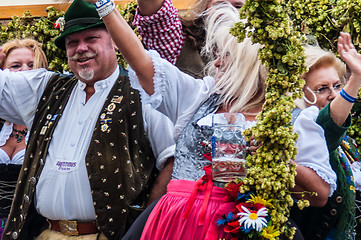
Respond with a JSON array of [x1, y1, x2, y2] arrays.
[[112, 39, 119, 51]]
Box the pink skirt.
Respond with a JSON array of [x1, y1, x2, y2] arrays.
[[141, 179, 236, 240]]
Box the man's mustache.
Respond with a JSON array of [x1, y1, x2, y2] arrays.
[[68, 52, 97, 61]]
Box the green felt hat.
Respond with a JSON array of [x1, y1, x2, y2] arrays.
[[54, 0, 105, 50]]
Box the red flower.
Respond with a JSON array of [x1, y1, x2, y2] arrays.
[[236, 202, 265, 213], [224, 181, 243, 199], [54, 17, 65, 31], [224, 220, 241, 234]]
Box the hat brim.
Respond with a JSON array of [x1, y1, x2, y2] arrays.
[[55, 22, 106, 50]]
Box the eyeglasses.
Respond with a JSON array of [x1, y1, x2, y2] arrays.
[[310, 83, 344, 95]]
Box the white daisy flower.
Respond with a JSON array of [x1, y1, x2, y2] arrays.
[[238, 205, 268, 232]]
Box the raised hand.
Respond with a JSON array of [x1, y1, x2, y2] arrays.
[[329, 32, 361, 127], [338, 32, 361, 78]]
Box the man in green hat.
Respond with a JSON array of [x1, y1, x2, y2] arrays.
[[0, 0, 175, 239]]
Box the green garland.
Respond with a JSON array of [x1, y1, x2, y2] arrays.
[[0, 2, 139, 73], [230, 0, 307, 238]]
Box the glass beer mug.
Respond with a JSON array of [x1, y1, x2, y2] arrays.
[[211, 113, 248, 182]]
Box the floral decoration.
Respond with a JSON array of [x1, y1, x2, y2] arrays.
[[217, 181, 279, 239], [53, 16, 65, 32]]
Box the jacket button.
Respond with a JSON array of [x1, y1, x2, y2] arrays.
[[20, 214, 24, 221], [24, 195, 30, 204], [322, 221, 329, 228], [330, 209, 337, 216], [315, 233, 322, 239], [11, 231, 18, 239], [30, 177, 36, 185], [336, 196, 343, 203]]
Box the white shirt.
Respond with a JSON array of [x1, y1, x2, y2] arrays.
[[0, 66, 175, 220]]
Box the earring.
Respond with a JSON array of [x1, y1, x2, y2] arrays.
[[303, 86, 317, 105]]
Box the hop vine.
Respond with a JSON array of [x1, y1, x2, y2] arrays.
[[230, 0, 307, 238]]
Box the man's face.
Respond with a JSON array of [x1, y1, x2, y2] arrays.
[[65, 28, 118, 85]]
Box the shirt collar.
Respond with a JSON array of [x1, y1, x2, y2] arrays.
[[78, 66, 120, 91]]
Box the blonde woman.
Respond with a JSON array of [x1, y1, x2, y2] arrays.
[[292, 44, 359, 240], [0, 39, 48, 70]]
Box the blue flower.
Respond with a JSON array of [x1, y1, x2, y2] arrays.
[[237, 192, 252, 201], [217, 212, 235, 226], [241, 225, 254, 233]]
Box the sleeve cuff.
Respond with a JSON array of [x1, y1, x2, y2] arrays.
[[156, 144, 176, 170], [128, 50, 167, 109]]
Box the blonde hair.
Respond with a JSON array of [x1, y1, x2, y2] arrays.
[[295, 45, 346, 109], [0, 39, 48, 70], [202, 2, 266, 114], [302, 45, 346, 83]]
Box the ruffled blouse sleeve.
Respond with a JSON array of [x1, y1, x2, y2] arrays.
[[0, 68, 53, 128], [129, 50, 215, 139], [294, 106, 337, 196]]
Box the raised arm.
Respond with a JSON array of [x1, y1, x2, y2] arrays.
[[137, 0, 164, 16], [330, 32, 361, 126], [86, 0, 156, 94], [132, 0, 185, 64]]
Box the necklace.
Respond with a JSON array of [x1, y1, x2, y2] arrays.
[[10, 127, 28, 143]]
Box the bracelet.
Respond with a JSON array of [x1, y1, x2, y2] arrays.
[[340, 88, 357, 103], [94, 0, 111, 8], [94, 0, 115, 19]]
